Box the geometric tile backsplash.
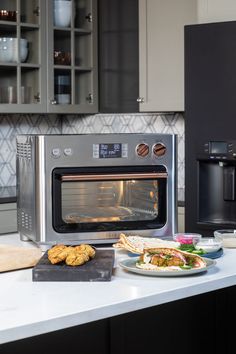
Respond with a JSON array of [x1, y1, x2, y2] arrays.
[[0, 112, 185, 199]]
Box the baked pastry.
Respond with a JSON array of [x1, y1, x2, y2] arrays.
[[65, 250, 90, 266], [74, 244, 96, 259], [47, 244, 96, 266], [48, 244, 68, 264]]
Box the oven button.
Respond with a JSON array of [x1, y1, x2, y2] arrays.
[[51, 148, 61, 158], [136, 143, 149, 157], [153, 143, 166, 157], [64, 148, 73, 156]]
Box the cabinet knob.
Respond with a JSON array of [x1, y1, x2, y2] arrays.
[[50, 99, 57, 105], [34, 93, 40, 102], [33, 6, 40, 16], [85, 13, 92, 22], [137, 97, 144, 103], [86, 93, 93, 104]]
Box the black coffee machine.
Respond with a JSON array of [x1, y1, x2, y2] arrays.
[[185, 21, 236, 235]]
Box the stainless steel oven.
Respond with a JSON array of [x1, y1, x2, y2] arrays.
[[16, 133, 177, 246]]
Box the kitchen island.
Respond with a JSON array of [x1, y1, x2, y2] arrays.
[[0, 233, 236, 354]]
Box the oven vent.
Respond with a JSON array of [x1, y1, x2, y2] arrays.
[[17, 209, 32, 231], [16, 142, 32, 160]]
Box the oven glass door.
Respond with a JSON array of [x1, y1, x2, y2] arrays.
[[52, 166, 167, 233]]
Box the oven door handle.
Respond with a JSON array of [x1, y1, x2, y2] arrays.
[[61, 172, 168, 182]]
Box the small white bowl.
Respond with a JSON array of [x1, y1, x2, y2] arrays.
[[214, 229, 236, 248], [195, 238, 222, 253]]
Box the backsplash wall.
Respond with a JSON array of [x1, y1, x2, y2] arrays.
[[0, 113, 184, 198]]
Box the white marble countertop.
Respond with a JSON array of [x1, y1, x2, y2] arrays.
[[1, 233, 236, 344]]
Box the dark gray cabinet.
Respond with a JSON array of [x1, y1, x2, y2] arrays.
[[98, 0, 139, 113], [0, 0, 98, 114], [0, 287, 233, 354]]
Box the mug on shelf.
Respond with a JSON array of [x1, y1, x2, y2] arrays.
[[54, 75, 71, 104]]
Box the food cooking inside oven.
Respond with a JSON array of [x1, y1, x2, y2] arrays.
[[61, 178, 159, 224]]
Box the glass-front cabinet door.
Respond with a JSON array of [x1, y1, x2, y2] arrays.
[[0, 0, 97, 114], [0, 0, 47, 113], [47, 0, 98, 113]]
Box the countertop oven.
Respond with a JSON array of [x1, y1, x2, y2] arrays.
[[16, 133, 177, 246]]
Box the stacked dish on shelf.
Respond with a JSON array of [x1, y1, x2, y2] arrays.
[[0, 37, 28, 63], [0, 10, 17, 22]]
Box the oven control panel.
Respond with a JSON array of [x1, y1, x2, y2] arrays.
[[92, 142, 167, 159], [50, 142, 167, 159], [93, 143, 128, 158]]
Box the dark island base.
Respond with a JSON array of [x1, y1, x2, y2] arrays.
[[1, 286, 235, 354]]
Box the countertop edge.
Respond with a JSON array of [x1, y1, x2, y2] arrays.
[[1, 274, 236, 344]]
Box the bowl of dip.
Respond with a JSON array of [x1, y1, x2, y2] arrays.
[[195, 237, 222, 253], [214, 229, 236, 248]]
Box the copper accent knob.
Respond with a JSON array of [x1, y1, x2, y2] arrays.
[[153, 143, 166, 157], [136, 143, 149, 157]]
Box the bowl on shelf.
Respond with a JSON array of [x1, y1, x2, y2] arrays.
[[214, 229, 236, 248], [173, 233, 202, 245], [195, 238, 222, 253], [0, 10, 17, 22]]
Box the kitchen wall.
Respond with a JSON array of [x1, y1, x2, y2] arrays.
[[0, 112, 184, 199]]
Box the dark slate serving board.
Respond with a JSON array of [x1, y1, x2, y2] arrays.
[[32, 249, 114, 282]]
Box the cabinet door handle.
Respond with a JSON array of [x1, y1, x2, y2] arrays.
[[137, 97, 144, 103], [50, 99, 57, 105]]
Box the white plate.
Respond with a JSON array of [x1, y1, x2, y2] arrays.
[[119, 257, 216, 277]]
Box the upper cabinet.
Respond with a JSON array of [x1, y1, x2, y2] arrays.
[[0, 0, 98, 114], [0, 0, 47, 113], [139, 0, 197, 112], [47, 0, 98, 113], [98, 0, 139, 113], [98, 0, 197, 113]]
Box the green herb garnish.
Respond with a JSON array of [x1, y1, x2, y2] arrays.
[[178, 244, 205, 255], [180, 265, 192, 270]]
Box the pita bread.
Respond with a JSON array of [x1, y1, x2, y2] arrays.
[[113, 233, 180, 254]]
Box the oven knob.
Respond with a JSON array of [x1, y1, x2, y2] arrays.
[[153, 143, 166, 157], [136, 143, 149, 157]]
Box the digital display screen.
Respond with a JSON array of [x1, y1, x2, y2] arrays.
[[210, 141, 228, 154], [99, 143, 122, 158]]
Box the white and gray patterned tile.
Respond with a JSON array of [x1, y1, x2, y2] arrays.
[[0, 112, 185, 200], [0, 114, 61, 187]]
